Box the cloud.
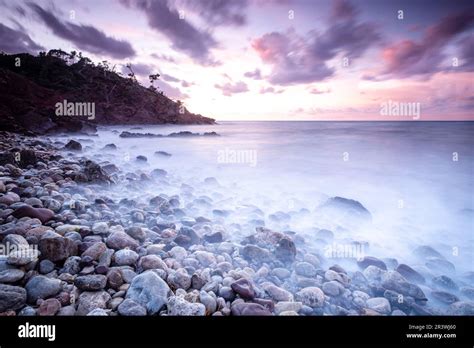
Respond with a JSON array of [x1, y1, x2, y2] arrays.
[[331, 0, 357, 20], [251, 1, 380, 85], [259, 86, 284, 94], [309, 87, 331, 94], [151, 53, 177, 63], [180, 0, 248, 26], [215, 81, 249, 96], [161, 73, 180, 82], [157, 80, 189, 100], [244, 68, 262, 79], [0, 23, 44, 54], [28, 3, 135, 59], [379, 11, 474, 78], [121, 0, 218, 65]]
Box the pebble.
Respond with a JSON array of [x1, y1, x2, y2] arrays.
[[0, 268, 25, 283], [126, 271, 170, 315], [0, 284, 27, 311], [75, 274, 107, 291], [118, 298, 147, 316], [25, 275, 62, 303], [231, 278, 255, 300], [295, 287, 325, 308], [262, 282, 293, 301], [106, 231, 139, 250], [231, 302, 272, 316], [294, 261, 317, 277], [76, 291, 111, 315], [274, 301, 302, 315], [366, 297, 391, 315], [37, 298, 61, 316], [114, 249, 139, 266], [167, 296, 206, 316]]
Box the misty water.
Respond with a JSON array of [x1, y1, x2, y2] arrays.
[[51, 121, 474, 310]]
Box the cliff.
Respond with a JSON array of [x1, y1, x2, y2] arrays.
[[0, 51, 214, 134]]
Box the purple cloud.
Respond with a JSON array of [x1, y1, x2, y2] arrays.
[[215, 81, 249, 96], [252, 1, 380, 85], [244, 68, 262, 79], [260, 86, 284, 94], [0, 23, 44, 54], [121, 0, 218, 65], [28, 3, 135, 59], [181, 0, 248, 26], [161, 73, 180, 82], [380, 11, 474, 78], [151, 53, 178, 63], [121, 63, 154, 76]]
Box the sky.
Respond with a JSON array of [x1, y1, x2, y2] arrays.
[[0, 0, 473, 120]]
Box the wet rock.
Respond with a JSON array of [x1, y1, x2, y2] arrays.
[[114, 249, 139, 266], [174, 227, 200, 248], [37, 298, 61, 316], [76, 291, 111, 315], [39, 236, 78, 262], [274, 237, 296, 263], [92, 222, 109, 235], [75, 275, 107, 291], [357, 256, 387, 271], [204, 231, 223, 243], [126, 271, 171, 315], [82, 242, 107, 261], [25, 275, 61, 303], [366, 297, 391, 315], [396, 264, 425, 284], [431, 290, 459, 304], [295, 287, 325, 308], [39, 260, 55, 274], [272, 268, 291, 280], [448, 301, 474, 315], [103, 143, 117, 151], [241, 244, 271, 263], [432, 275, 458, 291], [7, 249, 40, 266], [167, 268, 191, 290], [65, 140, 82, 151], [322, 281, 344, 297], [231, 302, 272, 316], [194, 251, 216, 267], [231, 278, 255, 300], [0, 269, 25, 283], [87, 308, 108, 316], [0, 284, 26, 311], [168, 246, 187, 261], [425, 258, 455, 273], [139, 255, 167, 271], [106, 268, 123, 289], [413, 245, 444, 260], [262, 283, 293, 301], [275, 301, 302, 315], [118, 298, 147, 316], [295, 262, 317, 277], [155, 151, 171, 157], [126, 226, 146, 242], [460, 287, 474, 300], [319, 196, 372, 221], [106, 231, 139, 250], [381, 271, 427, 301], [167, 296, 206, 316], [135, 155, 147, 162], [12, 206, 54, 224], [199, 290, 217, 314], [60, 256, 81, 275]]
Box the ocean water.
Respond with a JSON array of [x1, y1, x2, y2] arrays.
[[52, 121, 474, 277]]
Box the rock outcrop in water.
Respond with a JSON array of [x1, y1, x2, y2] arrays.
[[0, 51, 214, 134]]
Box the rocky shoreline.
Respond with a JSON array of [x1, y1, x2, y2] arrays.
[[0, 130, 473, 316]]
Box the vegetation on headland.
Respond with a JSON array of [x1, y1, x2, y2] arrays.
[[0, 50, 214, 134]]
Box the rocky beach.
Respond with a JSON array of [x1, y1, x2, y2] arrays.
[[0, 129, 473, 317]]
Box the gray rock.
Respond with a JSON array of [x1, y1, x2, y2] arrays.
[[25, 275, 62, 303], [272, 267, 291, 280], [19, 306, 36, 316], [366, 297, 391, 314], [7, 248, 40, 266], [274, 301, 303, 315], [295, 287, 325, 308], [87, 308, 108, 316], [413, 245, 444, 260], [0, 268, 25, 283], [199, 290, 217, 314], [126, 271, 171, 315], [432, 275, 458, 290], [92, 222, 109, 234], [241, 244, 271, 263], [322, 281, 344, 297], [231, 302, 272, 316], [262, 283, 293, 301], [448, 301, 474, 315], [167, 296, 206, 316], [0, 284, 26, 311], [39, 260, 55, 274], [39, 237, 78, 262], [381, 271, 427, 301], [357, 256, 387, 271], [118, 298, 147, 316], [114, 249, 139, 266], [75, 275, 107, 291], [76, 291, 111, 315], [431, 290, 459, 304], [106, 231, 139, 250], [167, 268, 191, 290], [294, 262, 317, 277], [396, 264, 425, 284], [60, 256, 81, 275]]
